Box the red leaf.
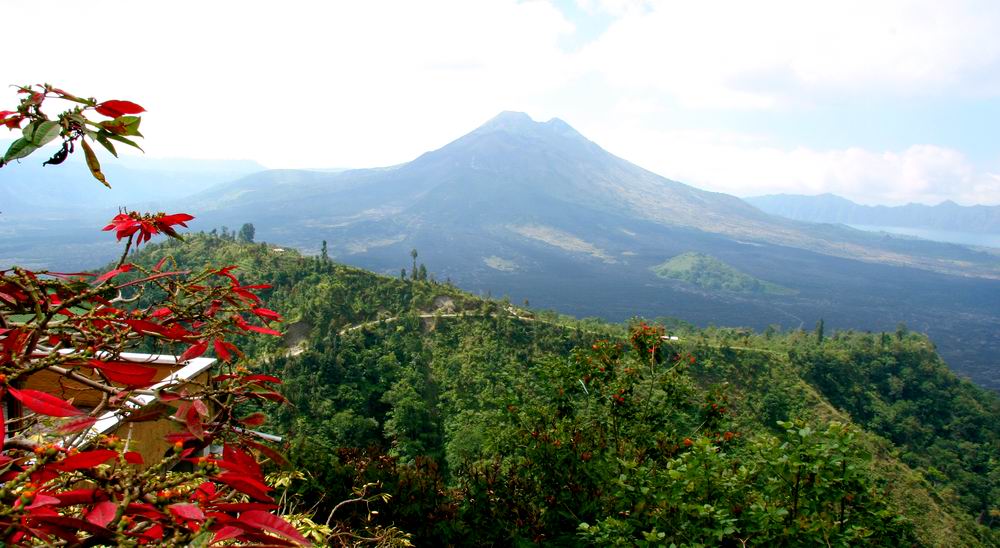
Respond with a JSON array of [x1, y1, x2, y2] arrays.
[[168, 502, 206, 522], [53, 449, 118, 471], [95, 100, 145, 118], [215, 472, 272, 502], [239, 412, 267, 426], [208, 502, 277, 512], [52, 489, 106, 507], [114, 270, 188, 289], [211, 525, 245, 544], [238, 510, 310, 546], [95, 263, 133, 284], [180, 340, 208, 363], [25, 515, 113, 541], [86, 501, 118, 527], [86, 359, 158, 387], [124, 502, 166, 519], [26, 493, 61, 509], [156, 213, 194, 227], [246, 324, 282, 336], [57, 416, 98, 434], [135, 523, 164, 541], [214, 338, 232, 362], [185, 406, 205, 440], [252, 307, 283, 321], [243, 439, 289, 468], [124, 451, 144, 465], [192, 399, 210, 417], [222, 444, 260, 477], [243, 374, 282, 384], [8, 387, 82, 417]]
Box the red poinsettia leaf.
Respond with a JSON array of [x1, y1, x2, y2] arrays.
[[168, 502, 206, 522], [8, 387, 82, 417], [215, 472, 273, 502], [243, 374, 282, 385], [135, 523, 164, 541], [114, 270, 188, 289], [123, 319, 167, 336], [95, 263, 133, 284], [180, 340, 208, 363], [208, 502, 277, 513], [123, 451, 144, 465], [124, 503, 166, 519], [52, 488, 106, 507], [26, 514, 113, 540], [222, 444, 260, 477], [123, 402, 171, 423], [57, 416, 98, 434], [86, 501, 118, 527], [95, 100, 145, 118], [87, 359, 158, 387], [157, 213, 194, 227], [238, 510, 310, 546], [243, 439, 289, 468], [213, 338, 232, 362], [245, 324, 282, 336], [26, 493, 61, 509], [53, 449, 118, 471], [252, 307, 283, 321], [211, 525, 245, 544], [239, 412, 267, 426], [185, 406, 205, 440]]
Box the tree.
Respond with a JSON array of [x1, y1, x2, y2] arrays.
[[410, 249, 418, 281], [238, 222, 256, 243], [0, 85, 310, 546], [320, 240, 329, 263]]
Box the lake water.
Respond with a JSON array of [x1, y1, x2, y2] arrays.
[[849, 224, 1000, 249]]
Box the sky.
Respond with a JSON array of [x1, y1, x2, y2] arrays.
[[5, 0, 1000, 206]]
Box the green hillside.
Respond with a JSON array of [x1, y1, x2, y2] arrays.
[[652, 252, 796, 295], [130, 235, 999, 546]]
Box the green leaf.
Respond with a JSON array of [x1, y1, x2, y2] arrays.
[[23, 120, 61, 146], [99, 115, 142, 137], [3, 138, 40, 163], [80, 139, 110, 188], [95, 132, 118, 157], [104, 132, 144, 152]]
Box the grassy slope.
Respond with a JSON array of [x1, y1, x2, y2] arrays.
[[131, 235, 997, 546], [651, 251, 795, 295]]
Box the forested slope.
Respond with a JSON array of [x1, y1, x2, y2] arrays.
[[131, 234, 999, 546]]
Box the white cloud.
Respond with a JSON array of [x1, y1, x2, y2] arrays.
[[5, 0, 998, 206], [5, 0, 574, 168], [579, 0, 1000, 108], [594, 125, 999, 205]]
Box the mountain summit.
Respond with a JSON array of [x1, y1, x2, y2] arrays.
[[12, 112, 1000, 388]]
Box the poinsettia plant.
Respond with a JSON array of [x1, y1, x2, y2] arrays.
[[0, 85, 310, 545]]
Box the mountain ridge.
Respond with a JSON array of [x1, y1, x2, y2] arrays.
[[747, 192, 1000, 234]]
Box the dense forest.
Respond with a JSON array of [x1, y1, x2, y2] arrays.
[[131, 234, 999, 546]]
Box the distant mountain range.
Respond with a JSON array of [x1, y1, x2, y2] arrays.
[[746, 193, 1000, 235], [191, 112, 998, 279], [182, 112, 999, 389], [2, 113, 999, 389], [0, 144, 265, 215]]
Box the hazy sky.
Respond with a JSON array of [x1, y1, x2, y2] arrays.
[[7, 0, 1000, 206]]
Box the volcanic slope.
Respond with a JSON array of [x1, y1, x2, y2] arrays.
[[188, 112, 1000, 388]]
